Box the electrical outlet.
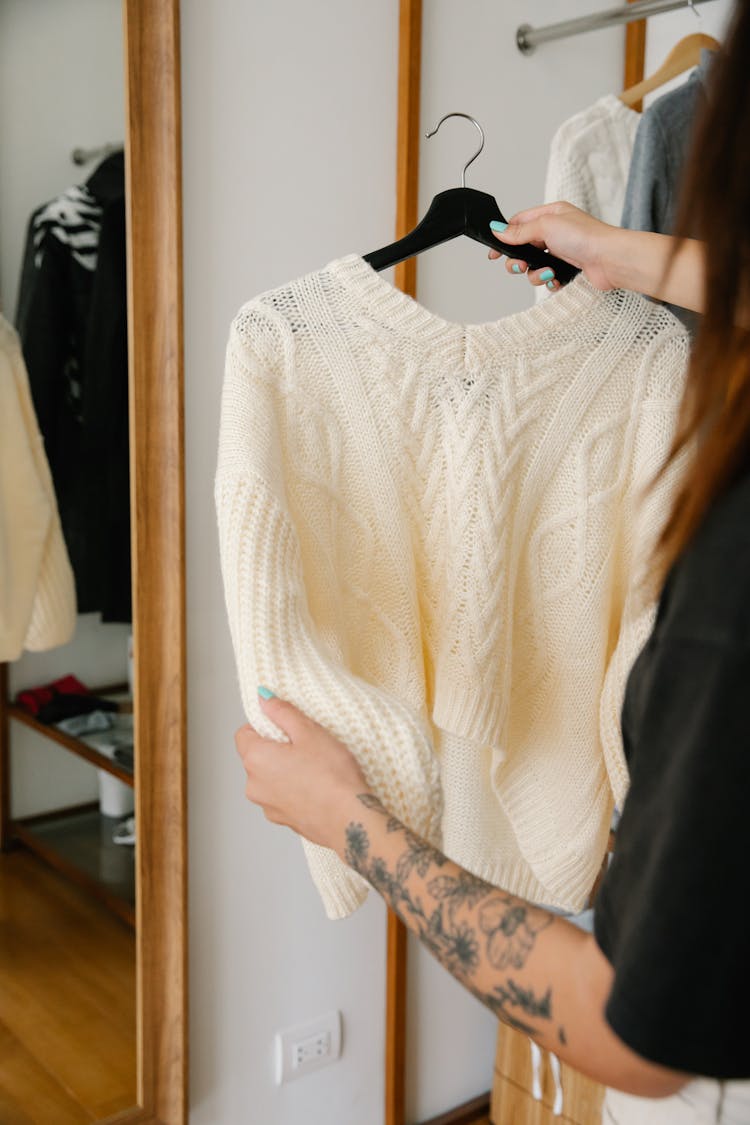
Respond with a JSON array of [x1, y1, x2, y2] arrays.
[[274, 1011, 342, 1084]]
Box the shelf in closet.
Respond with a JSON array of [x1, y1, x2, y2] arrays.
[[4, 678, 135, 926], [7, 681, 134, 785]]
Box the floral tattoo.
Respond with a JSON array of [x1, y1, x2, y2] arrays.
[[344, 795, 562, 1042]]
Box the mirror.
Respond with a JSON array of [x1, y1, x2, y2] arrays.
[[0, 1, 187, 1122]]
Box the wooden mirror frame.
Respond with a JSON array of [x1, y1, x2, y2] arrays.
[[0, 2, 187, 1121], [115, 1, 187, 1120]]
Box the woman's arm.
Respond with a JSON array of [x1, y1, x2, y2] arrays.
[[335, 789, 686, 1099], [236, 692, 689, 1099], [490, 201, 706, 314]]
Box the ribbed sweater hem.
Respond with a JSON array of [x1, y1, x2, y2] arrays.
[[308, 839, 603, 919], [431, 676, 503, 748], [302, 839, 371, 919], [443, 839, 603, 914]]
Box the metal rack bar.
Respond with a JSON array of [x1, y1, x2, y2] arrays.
[[517, 0, 718, 54]]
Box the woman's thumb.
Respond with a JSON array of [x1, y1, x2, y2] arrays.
[[490, 219, 524, 244], [257, 687, 312, 741]]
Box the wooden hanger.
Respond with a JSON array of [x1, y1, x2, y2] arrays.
[[619, 32, 720, 110]]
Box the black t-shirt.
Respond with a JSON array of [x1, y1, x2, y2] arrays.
[[594, 466, 750, 1079]]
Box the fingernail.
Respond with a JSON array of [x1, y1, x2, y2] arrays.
[[490, 220, 508, 233], [546, 280, 555, 290], [512, 264, 521, 274], [540, 268, 554, 282], [258, 685, 276, 699]]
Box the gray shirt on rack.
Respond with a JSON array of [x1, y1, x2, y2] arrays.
[[620, 48, 716, 332]]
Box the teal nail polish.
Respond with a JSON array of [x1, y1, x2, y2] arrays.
[[512, 264, 521, 274], [546, 280, 555, 290], [258, 685, 276, 699], [490, 220, 508, 232], [540, 268, 554, 282]]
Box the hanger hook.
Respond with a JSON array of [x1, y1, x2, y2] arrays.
[[425, 112, 485, 189]]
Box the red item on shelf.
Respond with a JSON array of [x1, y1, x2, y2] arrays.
[[16, 675, 90, 717]]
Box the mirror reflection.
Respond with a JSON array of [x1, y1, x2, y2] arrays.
[[0, 1, 136, 1120]]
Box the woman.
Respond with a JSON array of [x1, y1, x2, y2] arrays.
[[234, 2, 750, 1119]]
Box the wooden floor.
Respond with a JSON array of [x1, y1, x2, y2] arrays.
[[0, 847, 136, 1124]]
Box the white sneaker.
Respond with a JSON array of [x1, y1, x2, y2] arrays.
[[113, 815, 135, 845]]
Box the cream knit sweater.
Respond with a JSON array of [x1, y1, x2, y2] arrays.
[[537, 94, 640, 306], [0, 314, 76, 660], [215, 257, 689, 919], [543, 95, 640, 224]]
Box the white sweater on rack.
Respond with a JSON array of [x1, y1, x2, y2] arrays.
[[543, 94, 640, 224], [215, 256, 689, 919], [536, 95, 640, 306], [0, 314, 76, 660]]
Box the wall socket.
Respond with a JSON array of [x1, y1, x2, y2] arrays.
[[274, 1010, 342, 1084]]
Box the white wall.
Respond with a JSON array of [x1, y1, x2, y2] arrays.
[[417, 0, 627, 328], [181, 2, 733, 1123], [182, 4, 396, 1123], [643, 0, 733, 101], [0, 0, 124, 318]]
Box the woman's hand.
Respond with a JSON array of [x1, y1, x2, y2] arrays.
[[489, 201, 623, 292], [234, 690, 372, 850], [492, 202, 706, 313]]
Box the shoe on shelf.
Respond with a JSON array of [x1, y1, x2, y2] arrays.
[[113, 815, 135, 845]]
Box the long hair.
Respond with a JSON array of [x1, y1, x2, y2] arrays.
[[655, 0, 750, 578]]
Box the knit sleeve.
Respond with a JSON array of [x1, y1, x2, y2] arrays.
[[599, 325, 689, 808], [15, 343, 77, 652], [215, 310, 443, 919], [23, 486, 77, 651], [0, 322, 75, 660]]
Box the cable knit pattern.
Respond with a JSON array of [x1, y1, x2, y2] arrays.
[[215, 256, 689, 918], [0, 314, 76, 660]]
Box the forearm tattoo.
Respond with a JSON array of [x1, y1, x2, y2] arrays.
[[346, 794, 564, 1042]]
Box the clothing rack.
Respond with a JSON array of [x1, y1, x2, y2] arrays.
[[70, 141, 123, 166], [516, 0, 718, 54]]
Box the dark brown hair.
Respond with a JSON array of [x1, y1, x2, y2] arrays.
[[655, 0, 750, 578]]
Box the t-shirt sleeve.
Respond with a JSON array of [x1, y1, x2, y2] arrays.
[[594, 635, 750, 1078]]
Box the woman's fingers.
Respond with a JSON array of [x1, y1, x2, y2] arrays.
[[257, 689, 319, 743], [235, 722, 258, 756], [491, 219, 544, 249], [505, 258, 528, 275], [529, 266, 559, 290], [507, 200, 572, 226], [495, 256, 559, 290]]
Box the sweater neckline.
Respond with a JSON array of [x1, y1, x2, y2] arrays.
[[594, 92, 639, 124], [327, 253, 606, 346]]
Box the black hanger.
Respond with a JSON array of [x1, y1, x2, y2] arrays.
[[363, 113, 579, 286]]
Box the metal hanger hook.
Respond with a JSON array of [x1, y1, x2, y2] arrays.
[[425, 112, 485, 189]]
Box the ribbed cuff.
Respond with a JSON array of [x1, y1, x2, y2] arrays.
[[25, 520, 77, 653], [431, 674, 503, 748], [302, 838, 371, 920]]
